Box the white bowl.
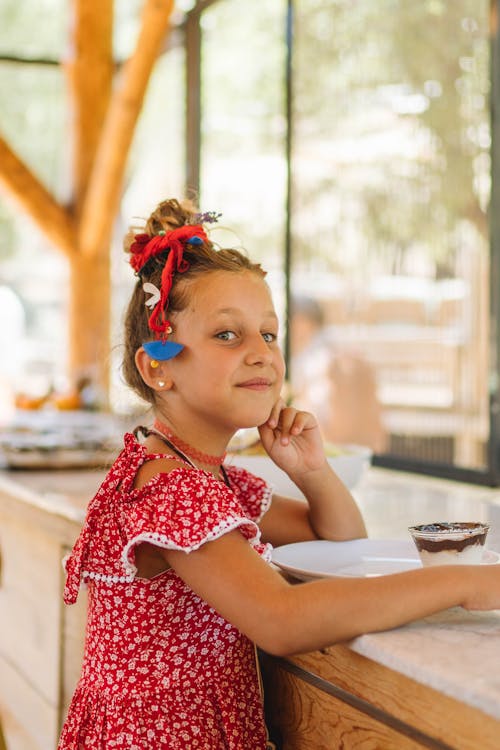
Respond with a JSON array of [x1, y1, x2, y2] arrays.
[[228, 444, 372, 495]]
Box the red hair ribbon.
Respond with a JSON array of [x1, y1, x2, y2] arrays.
[[130, 224, 208, 335]]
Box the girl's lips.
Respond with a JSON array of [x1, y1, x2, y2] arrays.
[[237, 378, 272, 391]]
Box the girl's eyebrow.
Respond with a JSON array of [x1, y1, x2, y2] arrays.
[[215, 307, 278, 320]]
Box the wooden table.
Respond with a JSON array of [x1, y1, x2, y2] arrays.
[[260, 642, 500, 750], [261, 468, 500, 749], [0, 470, 100, 750]]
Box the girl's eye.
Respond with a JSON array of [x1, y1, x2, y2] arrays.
[[262, 332, 277, 343], [216, 330, 237, 341]]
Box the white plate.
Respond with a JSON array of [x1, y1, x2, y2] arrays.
[[272, 539, 500, 580]]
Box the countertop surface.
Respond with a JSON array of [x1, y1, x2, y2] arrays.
[[351, 468, 500, 721], [1, 461, 500, 719], [0, 464, 106, 522]]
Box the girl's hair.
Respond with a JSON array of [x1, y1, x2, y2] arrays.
[[122, 198, 266, 404]]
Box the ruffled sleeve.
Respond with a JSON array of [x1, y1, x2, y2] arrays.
[[63, 433, 147, 604], [223, 465, 273, 523], [120, 467, 272, 577]]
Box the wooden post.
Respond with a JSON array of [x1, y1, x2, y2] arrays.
[[68, 250, 110, 399], [64, 0, 114, 396], [65, 0, 114, 212]]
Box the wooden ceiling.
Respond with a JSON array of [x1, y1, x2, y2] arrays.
[[0, 0, 176, 399]]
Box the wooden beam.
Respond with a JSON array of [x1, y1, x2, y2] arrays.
[[68, 250, 110, 396], [78, 0, 175, 258], [65, 0, 114, 215], [0, 135, 75, 257]]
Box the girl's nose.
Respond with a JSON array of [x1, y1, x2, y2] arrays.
[[244, 335, 274, 365]]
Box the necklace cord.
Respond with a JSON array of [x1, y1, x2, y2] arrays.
[[136, 425, 231, 487], [153, 419, 227, 466]]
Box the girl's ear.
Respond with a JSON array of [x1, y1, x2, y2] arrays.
[[135, 348, 174, 392]]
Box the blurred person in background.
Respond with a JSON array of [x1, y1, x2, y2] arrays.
[[290, 295, 387, 453]]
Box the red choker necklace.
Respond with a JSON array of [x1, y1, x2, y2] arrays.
[[152, 419, 227, 466]]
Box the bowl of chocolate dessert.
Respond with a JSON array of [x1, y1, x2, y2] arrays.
[[408, 522, 490, 567]]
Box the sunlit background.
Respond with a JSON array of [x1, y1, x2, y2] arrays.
[[0, 0, 494, 481]]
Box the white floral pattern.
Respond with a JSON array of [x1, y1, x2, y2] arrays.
[[58, 433, 273, 749]]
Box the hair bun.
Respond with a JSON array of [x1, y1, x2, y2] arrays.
[[123, 198, 198, 255]]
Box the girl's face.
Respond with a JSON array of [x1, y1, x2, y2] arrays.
[[164, 270, 285, 434]]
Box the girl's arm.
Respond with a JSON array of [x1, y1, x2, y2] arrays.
[[162, 529, 500, 657], [258, 403, 367, 545]]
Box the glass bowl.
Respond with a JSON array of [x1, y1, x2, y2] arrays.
[[408, 522, 489, 567]]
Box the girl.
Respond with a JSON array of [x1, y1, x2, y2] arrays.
[[59, 198, 500, 750]]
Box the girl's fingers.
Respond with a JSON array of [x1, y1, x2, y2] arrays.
[[279, 408, 298, 436], [267, 398, 286, 429], [289, 410, 313, 434], [265, 401, 318, 447], [276, 407, 312, 443]]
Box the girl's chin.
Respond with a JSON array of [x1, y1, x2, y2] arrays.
[[230, 411, 271, 431], [226, 396, 279, 431]]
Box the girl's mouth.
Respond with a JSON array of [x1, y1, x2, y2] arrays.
[[237, 378, 272, 391]]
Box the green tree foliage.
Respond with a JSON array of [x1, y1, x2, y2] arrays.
[[293, 0, 489, 276]]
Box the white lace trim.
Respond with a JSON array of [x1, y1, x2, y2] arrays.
[[260, 542, 273, 563], [82, 570, 135, 584], [121, 515, 262, 577], [61, 511, 272, 589], [79, 544, 273, 585]]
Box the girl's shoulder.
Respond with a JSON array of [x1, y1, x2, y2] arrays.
[[107, 430, 191, 490], [100, 434, 272, 508], [133, 454, 190, 490]]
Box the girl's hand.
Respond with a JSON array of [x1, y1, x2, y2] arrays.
[[259, 399, 367, 543], [258, 399, 326, 477]]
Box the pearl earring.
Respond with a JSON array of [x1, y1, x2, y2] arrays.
[[158, 380, 166, 388]]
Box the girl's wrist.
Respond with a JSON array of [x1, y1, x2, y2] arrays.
[[286, 459, 331, 492]]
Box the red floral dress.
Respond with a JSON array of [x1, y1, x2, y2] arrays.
[[58, 433, 274, 750]]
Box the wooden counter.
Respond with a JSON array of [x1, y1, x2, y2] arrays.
[[260, 642, 500, 750], [0, 469, 102, 750], [261, 468, 500, 749], [1, 465, 500, 750]]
